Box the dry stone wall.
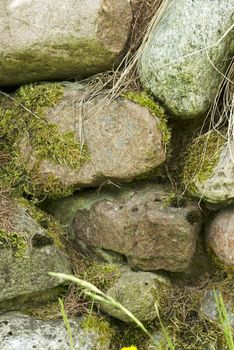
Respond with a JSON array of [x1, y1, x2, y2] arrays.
[[0, 0, 234, 348]]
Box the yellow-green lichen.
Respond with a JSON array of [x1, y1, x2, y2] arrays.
[[0, 228, 27, 258], [0, 83, 89, 199], [123, 91, 171, 146], [183, 131, 226, 194]]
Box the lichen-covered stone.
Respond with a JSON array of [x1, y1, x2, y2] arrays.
[[0, 0, 132, 86], [139, 0, 234, 118], [206, 207, 234, 267], [0, 198, 71, 308], [0, 312, 111, 350], [49, 182, 202, 272], [184, 137, 234, 204], [100, 270, 171, 323], [17, 85, 166, 196]]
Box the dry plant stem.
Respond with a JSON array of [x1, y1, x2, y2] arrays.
[[0, 189, 15, 232]]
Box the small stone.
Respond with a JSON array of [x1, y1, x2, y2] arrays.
[[206, 207, 234, 267], [201, 289, 234, 327], [191, 143, 234, 204], [100, 270, 171, 323]]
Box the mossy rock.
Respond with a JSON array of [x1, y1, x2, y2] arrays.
[[0, 0, 132, 86], [0, 196, 71, 309], [183, 131, 234, 204], [1, 84, 167, 199], [139, 0, 234, 118], [0, 83, 89, 199], [100, 270, 171, 323]]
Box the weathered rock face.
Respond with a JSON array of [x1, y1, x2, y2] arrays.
[[50, 182, 202, 272], [0, 0, 132, 86], [139, 0, 234, 118], [19, 86, 166, 195], [0, 199, 71, 308], [206, 207, 234, 267], [101, 270, 171, 322], [0, 313, 111, 350]]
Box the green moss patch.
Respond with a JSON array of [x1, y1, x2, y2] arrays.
[[0, 83, 89, 199], [80, 261, 121, 292], [124, 91, 171, 146], [0, 228, 27, 258], [19, 198, 66, 251], [81, 314, 114, 348], [183, 131, 226, 194]]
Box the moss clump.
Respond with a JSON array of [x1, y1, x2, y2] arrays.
[[0, 83, 89, 199], [19, 197, 66, 250], [110, 322, 150, 350], [80, 261, 121, 292], [81, 314, 114, 348], [123, 91, 171, 146], [0, 228, 27, 258], [183, 131, 226, 194]]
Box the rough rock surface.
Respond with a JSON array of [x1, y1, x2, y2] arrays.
[[139, 0, 234, 118], [192, 144, 234, 204], [201, 290, 234, 327], [206, 207, 234, 267], [101, 270, 171, 322], [50, 182, 202, 272], [0, 199, 71, 307], [0, 0, 132, 86], [0, 313, 111, 350], [21, 87, 166, 191]]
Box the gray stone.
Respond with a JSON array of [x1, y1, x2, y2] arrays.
[[193, 143, 234, 204], [21, 87, 166, 193], [0, 312, 111, 350], [201, 290, 234, 327], [50, 182, 202, 272], [139, 0, 234, 118], [206, 207, 234, 267], [0, 199, 71, 308], [101, 270, 171, 322], [0, 0, 132, 86]]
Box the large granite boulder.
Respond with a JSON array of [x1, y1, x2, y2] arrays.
[[1, 84, 166, 198], [101, 270, 171, 323], [0, 0, 132, 86], [49, 182, 202, 272], [0, 312, 112, 350], [139, 0, 234, 118], [183, 132, 233, 204], [0, 197, 71, 310], [206, 207, 234, 268]]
